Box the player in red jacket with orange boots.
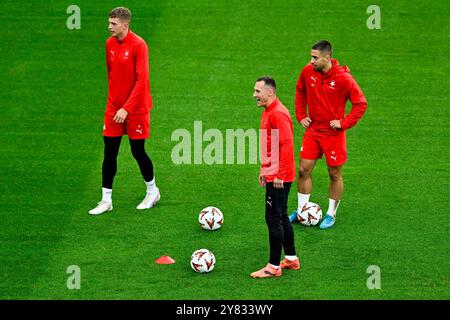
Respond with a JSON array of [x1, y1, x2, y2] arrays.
[[251, 77, 300, 278]]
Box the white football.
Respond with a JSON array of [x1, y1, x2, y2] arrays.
[[297, 202, 322, 226], [199, 206, 223, 230], [190, 248, 216, 273]]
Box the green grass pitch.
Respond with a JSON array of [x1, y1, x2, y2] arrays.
[[0, 0, 448, 299]]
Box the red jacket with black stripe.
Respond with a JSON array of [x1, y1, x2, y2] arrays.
[[260, 98, 296, 182]]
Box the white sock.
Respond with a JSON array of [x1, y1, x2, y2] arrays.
[[145, 178, 157, 194], [269, 263, 279, 269], [285, 255, 298, 261], [298, 192, 310, 212], [327, 198, 340, 218], [102, 187, 112, 203]]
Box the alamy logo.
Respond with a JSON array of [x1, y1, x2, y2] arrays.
[[66, 265, 81, 290], [367, 5, 381, 30], [66, 5, 81, 30], [171, 121, 279, 174], [366, 265, 381, 290]]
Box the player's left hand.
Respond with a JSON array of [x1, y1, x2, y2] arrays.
[[113, 108, 128, 123], [273, 178, 284, 189], [330, 120, 342, 130]]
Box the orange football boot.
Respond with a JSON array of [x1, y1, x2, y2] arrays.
[[280, 258, 301, 270], [250, 264, 282, 278]]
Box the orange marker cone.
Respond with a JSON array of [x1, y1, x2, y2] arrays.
[[155, 255, 176, 264]]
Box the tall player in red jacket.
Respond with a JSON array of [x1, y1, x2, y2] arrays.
[[290, 40, 367, 228], [250, 77, 300, 278], [89, 7, 160, 215]]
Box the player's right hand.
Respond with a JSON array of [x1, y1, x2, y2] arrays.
[[258, 174, 266, 187], [113, 108, 128, 124], [300, 117, 312, 128]]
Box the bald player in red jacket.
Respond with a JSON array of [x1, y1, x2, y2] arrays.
[[251, 76, 300, 278], [290, 40, 367, 229], [89, 7, 160, 215]]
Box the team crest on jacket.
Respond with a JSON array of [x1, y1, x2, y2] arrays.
[[329, 80, 336, 89]]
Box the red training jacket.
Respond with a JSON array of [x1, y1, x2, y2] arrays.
[[105, 30, 153, 115], [295, 59, 367, 135], [260, 98, 296, 182]]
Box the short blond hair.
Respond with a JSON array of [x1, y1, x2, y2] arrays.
[[109, 7, 131, 22]]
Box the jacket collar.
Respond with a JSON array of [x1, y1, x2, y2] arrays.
[[116, 30, 133, 44], [322, 58, 339, 78], [264, 97, 280, 112]]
